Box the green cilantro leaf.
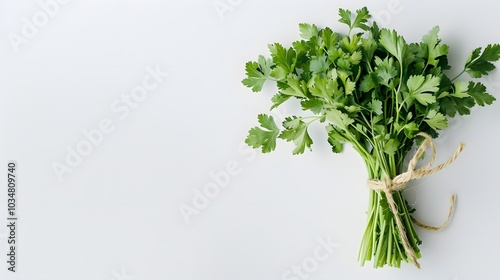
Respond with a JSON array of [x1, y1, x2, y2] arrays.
[[384, 138, 400, 155], [270, 93, 292, 110], [360, 72, 380, 93], [299, 23, 319, 40], [464, 47, 481, 70], [343, 78, 356, 95], [338, 7, 370, 32], [269, 43, 297, 73], [306, 36, 324, 56], [322, 27, 339, 50], [465, 44, 500, 78], [301, 98, 324, 114], [270, 66, 288, 80], [379, 29, 407, 62], [424, 109, 448, 130], [242, 55, 274, 92], [349, 51, 363, 65], [406, 74, 440, 105], [339, 34, 362, 53], [280, 75, 308, 98], [374, 56, 398, 88], [467, 81, 496, 106], [310, 55, 329, 73], [439, 95, 475, 117], [292, 40, 309, 58], [308, 75, 333, 100], [245, 114, 280, 153], [421, 26, 449, 67], [279, 117, 313, 154], [361, 37, 378, 63], [403, 122, 420, 138], [450, 81, 469, 98], [368, 100, 383, 115], [326, 125, 346, 153], [326, 109, 354, 131]]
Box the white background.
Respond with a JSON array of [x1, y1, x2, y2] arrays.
[[1, 0, 499, 279]]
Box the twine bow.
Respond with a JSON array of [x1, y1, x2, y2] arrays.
[[367, 132, 465, 269]]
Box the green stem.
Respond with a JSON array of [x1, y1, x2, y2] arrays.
[[451, 69, 466, 82], [358, 150, 422, 268]]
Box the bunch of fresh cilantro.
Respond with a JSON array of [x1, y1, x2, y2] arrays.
[[241, 7, 500, 268]]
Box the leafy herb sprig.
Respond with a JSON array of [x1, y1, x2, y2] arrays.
[[242, 7, 500, 268]]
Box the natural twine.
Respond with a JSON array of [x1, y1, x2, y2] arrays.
[[367, 132, 465, 269]]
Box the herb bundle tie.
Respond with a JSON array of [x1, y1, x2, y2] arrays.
[[367, 132, 465, 268]]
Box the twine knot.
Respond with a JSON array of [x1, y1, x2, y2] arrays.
[[367, 132, 465, 269]]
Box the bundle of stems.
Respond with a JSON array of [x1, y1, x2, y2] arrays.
[[241, 7, 500, 267]]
